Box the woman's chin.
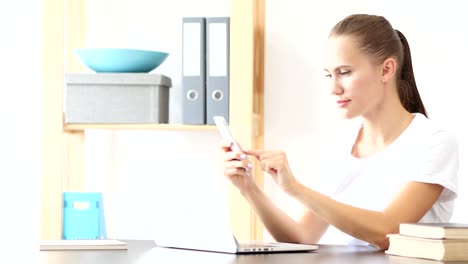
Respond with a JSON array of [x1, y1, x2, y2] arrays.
[[336, 109, 358, 120]]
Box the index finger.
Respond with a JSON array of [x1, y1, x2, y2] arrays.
[[242, 149, 267, 159]]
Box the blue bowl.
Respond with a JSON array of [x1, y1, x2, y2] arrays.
[[74, 48, 169, 73]]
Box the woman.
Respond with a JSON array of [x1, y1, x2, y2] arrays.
[[221, 14, 458, 250]]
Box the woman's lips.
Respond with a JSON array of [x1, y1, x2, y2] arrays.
[[337, 99, 351, 107]]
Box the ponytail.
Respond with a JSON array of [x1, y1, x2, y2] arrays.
[[395, 30, 428, 117]]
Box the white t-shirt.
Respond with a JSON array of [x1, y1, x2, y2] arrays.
[[317, 113, 459, 245]]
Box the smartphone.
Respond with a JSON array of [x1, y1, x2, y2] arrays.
[[213, 116, 252, 176], [213, 116, 243, 152]]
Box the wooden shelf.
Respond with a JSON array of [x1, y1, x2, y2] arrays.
[[43, 0, 264, 241], [64, 124, 217, 132]]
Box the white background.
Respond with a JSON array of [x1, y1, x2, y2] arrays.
[[0, 0, 41, 261]]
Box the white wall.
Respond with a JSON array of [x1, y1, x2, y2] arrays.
[[264, 0, 468, 240], [0, 1, 41, 261], [83, 0, 231, 239]]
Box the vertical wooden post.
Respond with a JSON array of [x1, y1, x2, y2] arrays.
[[41, 0, 65, 240], [230, 0, 265, 241], [63, 0, 87, 193], [41, 0, 87, 239]]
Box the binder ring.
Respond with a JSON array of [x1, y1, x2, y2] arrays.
[[186, 89, 198, 101], [211, 90, 224, 101]]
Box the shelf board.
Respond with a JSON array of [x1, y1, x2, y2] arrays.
[[64, 123, 217, 132]]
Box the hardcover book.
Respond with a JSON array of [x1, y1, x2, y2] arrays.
[[385, 234, 468, 261], [399, 223, 468, 239]]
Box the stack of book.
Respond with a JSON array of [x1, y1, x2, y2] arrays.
[[386, 223, 468, 261]]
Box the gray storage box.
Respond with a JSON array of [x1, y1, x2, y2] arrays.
[[64, 73, 172, 124]]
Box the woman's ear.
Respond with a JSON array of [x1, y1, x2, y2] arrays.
[[381, 57, 397, 83]]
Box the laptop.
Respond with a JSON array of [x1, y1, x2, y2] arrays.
[[153, 173, 318, 254], [155, 220, 318, 254], [155, 221, 318, 254], [158, 238, 318, 254]]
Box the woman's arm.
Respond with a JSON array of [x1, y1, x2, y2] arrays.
[[242, 182, 329, 244], [287, 180, 443, 249], [245, 149, 444, 250]]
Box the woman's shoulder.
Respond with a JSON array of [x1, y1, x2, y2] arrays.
[[409, 113, 458, 151], [411, 113, 455, 137]]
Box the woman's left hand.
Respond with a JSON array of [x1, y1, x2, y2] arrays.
[[243, 149, 299, 193]]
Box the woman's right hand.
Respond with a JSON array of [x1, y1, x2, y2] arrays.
[[221, 143, 257, 193]]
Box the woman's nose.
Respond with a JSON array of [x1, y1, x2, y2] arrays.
[[330, 79, 344, 95]]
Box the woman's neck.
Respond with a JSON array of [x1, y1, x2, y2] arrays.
[[352, 99, 414, 158], [360, 106, 414, 146]]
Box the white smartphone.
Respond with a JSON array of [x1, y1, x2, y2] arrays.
[[213, 116, 252, 176], [213, 116, 242, 152]]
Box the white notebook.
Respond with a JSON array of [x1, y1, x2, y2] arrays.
[[40, 239, 128, 251]]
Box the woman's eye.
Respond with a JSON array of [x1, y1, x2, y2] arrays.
[[324, 74, 332, 78], [340, 71, 351, 75]]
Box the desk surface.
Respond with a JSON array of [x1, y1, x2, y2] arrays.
[[40, 240, 463, 264]]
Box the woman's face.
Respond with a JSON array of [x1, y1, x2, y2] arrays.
[[324, 36, 385, 119]]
